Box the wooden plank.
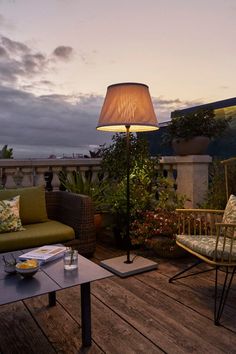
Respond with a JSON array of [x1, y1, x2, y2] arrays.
[[93, 244, 124, 262], [151, 255, 236, 306], [1, 244, 235, 354], [0, 302, 55, 354], [92, 276, 236, 354], [57, 286, 162, 354], [152, 255, 236, 290], [24, 294, 102, 354], [95, 244, 236, 297], [136, 268, 236, 331]]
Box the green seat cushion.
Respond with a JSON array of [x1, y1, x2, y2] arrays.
[[0, 186, 48, 224], [177, 234, 236, 261], [0, 220, 75, 252]]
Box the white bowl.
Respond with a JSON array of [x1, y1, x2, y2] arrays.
[[16, 260, 39, 278]]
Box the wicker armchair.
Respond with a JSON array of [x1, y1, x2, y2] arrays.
[[45, 191, 96, 256], [169, 208, 236, 325]]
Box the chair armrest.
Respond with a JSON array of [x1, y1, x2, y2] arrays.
[[46, 191, 96, 256], [176, 208, 224, 236], [176, 209, 224, 214], [215, 222, 236, 238], [215, 222, 236, 227]]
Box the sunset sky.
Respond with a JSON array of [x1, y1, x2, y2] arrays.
[[0, 0, 235, 157]]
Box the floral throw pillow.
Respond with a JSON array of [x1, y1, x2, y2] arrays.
[[0, 195, 25, 233], [222, 194, 236, 237]]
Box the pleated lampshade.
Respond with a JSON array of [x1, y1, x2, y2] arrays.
[[97, 82, 158, 132]]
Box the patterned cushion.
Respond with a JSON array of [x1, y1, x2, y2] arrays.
[[177, 234, 236, 261], [0, 196, 24, 233], [222, 194, 236, 238]]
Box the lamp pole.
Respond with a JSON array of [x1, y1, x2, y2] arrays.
[[125, 125, 132, 264], [97, 83, 158, 277]]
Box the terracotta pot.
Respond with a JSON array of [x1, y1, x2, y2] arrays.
[[172, 136, 210, 155], [94, 212, 114, 234], [94, 213, 102, 233]]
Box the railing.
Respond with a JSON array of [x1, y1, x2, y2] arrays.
[[0, 155, 212, 207]]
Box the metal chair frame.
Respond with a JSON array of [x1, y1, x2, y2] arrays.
[[169, 156, 236, 325]]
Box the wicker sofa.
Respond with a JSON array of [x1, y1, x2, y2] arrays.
[[0, 187, 96, 257], [45, 190, 96, 255]]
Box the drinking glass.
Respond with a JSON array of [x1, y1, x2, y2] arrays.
[[64, 249, 78, 270]]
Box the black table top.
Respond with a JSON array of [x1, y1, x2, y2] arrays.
[[0, 248, 112, 306]]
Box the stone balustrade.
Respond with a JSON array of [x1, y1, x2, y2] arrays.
[[0, 155, 212, 207], [160, 155, 212, 208]]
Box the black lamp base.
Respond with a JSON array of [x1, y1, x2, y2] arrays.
[[124, 259, 133, 264], [100, 254, 157, 278]]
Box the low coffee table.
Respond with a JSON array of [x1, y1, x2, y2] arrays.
[[0, 248, 112, 347]]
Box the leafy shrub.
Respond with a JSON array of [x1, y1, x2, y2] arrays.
[[162, 109, 231, 145], [201, 159, 236, 210], [59, 170, 108, 212], [130, 208, 210, 248], [0, 145, 13, 159]]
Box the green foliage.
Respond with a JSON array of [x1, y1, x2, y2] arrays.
[[201, 159, 236, 209], [103, 172, 158, 218], [99, 133, 159, 217], [129, 176, 186, 246], [130, 209, 180, 247], [130, 207, 208, 248], [100, 133, 155, 181], [59, 170, 108, 212], [200, 160, 226, 209], [89, 144, 105, 158], [99, 133, 186, 241], [0, 145, 13, 159], [155, 176, 186, 211], [162, 109, 231, 145]]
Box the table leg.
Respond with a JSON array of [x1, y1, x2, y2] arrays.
[[81, 282, 91, 347], [48, 291, 56, 306]]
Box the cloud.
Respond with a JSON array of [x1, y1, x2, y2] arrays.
[[0, 83, 202, 157], [22, 80, 54, 92], [0, 35, 75, 88], [0, 35, 202, 156], [1, 36, 29, 54], [0, 58, 24, 84], [0, 85, 112, 156], [22, 52, 47, 75], [0, 35, 47, 85], [0, 45, 8, 58], [53, 46, 74, 60]]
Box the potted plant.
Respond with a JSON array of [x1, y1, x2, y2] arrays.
[[162, 109, 231, 155], [58, 170, 110, 233], [99, 133, 160, 247], [130, 178, 187, 257], [130, 209, 185, 257]]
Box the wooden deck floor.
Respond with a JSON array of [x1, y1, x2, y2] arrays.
[[1, 243, 236, 354]]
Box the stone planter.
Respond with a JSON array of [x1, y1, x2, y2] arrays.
[[172, 136, 210, 156]]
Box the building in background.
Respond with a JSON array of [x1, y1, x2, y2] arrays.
[[141, 97, 236, 158]]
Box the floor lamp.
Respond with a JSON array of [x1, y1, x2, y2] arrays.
[[97, 82, 159, 277]]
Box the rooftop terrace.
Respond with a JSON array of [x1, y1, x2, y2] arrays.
[[0, 243, 236, 354]]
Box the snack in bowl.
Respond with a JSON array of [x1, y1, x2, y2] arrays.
[[16, 259, 39, 277]]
